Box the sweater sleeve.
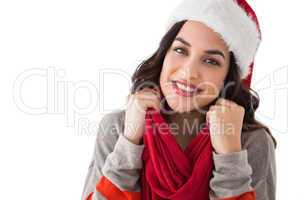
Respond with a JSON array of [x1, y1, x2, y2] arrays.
[[81, 110, 144, 200], [209, 128, 276, 200]]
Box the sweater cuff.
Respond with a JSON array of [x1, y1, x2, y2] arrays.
[[110, 134, 145, 169], [101, 134, 145, 191], [209, 149, 253, 199], [212, 149, 250, 168]]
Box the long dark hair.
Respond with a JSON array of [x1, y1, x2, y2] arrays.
[[130, 20, 277, 148]]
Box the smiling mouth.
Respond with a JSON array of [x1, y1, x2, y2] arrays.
[[171, 80, 204, 97]]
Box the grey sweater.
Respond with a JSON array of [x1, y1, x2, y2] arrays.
[[81, 109, 276, 200]]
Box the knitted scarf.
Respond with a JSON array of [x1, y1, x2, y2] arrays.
[[141, 107, 214, 200]]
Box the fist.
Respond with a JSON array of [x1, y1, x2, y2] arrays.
[[124, 87, 162, 145], [206, 98, 245, 154]]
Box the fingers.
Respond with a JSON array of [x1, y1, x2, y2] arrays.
[[209, 105, 229, 113], [136, 91, 161, 102], [149, 99, 161, 111], [136, 87, 161, 100], [215, 98, 236, 108], [208, 98, 245, 119], [133, 87, 162, 111], [209, 98, 235, 113]]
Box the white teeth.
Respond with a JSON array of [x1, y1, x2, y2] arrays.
[[175, 82, 196, 92]]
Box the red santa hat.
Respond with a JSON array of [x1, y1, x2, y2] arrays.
[[165, 0, 261, 87]]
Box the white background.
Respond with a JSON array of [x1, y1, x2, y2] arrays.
[[0, 0, 297, 199]]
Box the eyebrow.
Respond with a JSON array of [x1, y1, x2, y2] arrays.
[[174, 37, 225, 59]]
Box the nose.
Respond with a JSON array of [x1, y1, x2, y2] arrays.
[[181, 58, 201, 79]]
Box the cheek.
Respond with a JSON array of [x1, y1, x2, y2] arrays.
[[159, 56, 182, 97], [160, 54, 181, 79], [205, 80, 221, 97], [202, 72, 227, 96]]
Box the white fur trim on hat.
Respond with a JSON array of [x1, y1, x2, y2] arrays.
[[165, 0, 261, 79]]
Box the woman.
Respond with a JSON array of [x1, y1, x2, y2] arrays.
[[82, 0, 277, 199]]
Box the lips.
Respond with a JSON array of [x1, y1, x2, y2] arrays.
[[171, 79, 203, 97], [175, 79, 198, 90]]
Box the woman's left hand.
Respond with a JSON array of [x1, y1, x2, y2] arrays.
[[206, 98, 245, 154]]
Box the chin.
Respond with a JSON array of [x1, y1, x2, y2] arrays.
[[166, 100, 196, 113]]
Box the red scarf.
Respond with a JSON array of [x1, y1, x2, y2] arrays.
[[141, 107, 214, 200]]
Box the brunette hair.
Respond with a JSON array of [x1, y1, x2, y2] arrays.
[[130, 20, 277, 148]]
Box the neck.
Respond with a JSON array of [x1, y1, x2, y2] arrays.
[[162, 106, 208, 136]]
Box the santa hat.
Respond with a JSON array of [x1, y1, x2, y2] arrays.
[[165, 0, 261, 87]]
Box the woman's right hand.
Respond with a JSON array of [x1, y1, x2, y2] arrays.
[[124, 87, 162, 145]]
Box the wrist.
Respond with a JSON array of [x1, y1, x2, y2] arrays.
[[214, 145, 242, 155], [124, 134, 142, 145]]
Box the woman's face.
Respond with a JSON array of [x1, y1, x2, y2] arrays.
[[160, 20, 231, 113]]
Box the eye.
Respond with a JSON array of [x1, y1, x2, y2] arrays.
[[173, 47, 187, 55], [203, 58, 220, 66]]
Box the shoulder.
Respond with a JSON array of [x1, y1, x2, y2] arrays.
[[241, 127, 276, 184], [241, 127, 275, 150], [98, 108, 125, 129], [241, 127, 275, 165]]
